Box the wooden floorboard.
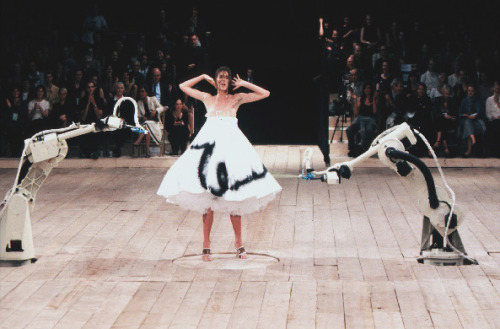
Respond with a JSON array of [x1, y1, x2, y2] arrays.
[[1, 146, 500, 328]]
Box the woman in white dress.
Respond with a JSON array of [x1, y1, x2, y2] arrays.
[[157, 67, 282, 261]]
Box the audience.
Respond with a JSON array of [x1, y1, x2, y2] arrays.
[[1, 4, 500, 161]]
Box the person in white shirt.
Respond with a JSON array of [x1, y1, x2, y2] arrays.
[[485, 81, 500, 157], [420, 58, 439, 96], [429, 73, 448, 99], [27, 85, 50, 136]]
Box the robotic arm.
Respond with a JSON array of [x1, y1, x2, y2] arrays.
[[301, 122, 477, 266], [0, 97, 145, 265]]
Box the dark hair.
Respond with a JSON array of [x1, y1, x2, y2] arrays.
[[215, 66, 232, 81], [360, 82, 373, 103]]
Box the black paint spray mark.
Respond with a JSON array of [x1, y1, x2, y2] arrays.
[[190, 142, 268, 197]]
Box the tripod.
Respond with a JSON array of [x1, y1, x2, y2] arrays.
[[329, 96, 349, 143]]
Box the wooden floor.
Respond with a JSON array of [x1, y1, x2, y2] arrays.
[[1, 145, 500, 329]]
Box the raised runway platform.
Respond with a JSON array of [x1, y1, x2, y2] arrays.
[[1, 146, 500, 328]]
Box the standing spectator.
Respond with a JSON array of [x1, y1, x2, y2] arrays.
[[340, 14, 356, 55], [44, 71, 59, 107], [318, 17, 334, 43], [433, 86, 458, 156], [346, 82, 378, 157], [2, 86, 28, 157], [457, 84, 486, 157], [359, 14, 381, 55], [165, 98, 192, 155], [27, 85, 50, 137], [420, 58, 439, 97], [49, 88, 75, 128], [485, 81, 500, 157]]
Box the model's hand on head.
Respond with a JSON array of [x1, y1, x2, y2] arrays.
[[232, 74, 244, 90]]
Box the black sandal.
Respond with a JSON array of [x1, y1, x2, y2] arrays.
[[202, 248, 212, 261], [235, 246, 247, 259]]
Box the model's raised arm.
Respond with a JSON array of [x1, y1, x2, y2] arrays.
[[232, 75, 270, 104], [179, 74, 215, 101]]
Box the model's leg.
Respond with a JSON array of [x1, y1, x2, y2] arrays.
[[133, 133, 144, 145], [230, 215, 248, 259], [434, 131, 442, 148], [465, 137, 473, 157], [202, 209, 214, 261]]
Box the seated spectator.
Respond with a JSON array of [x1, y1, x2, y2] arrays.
[[130, 60, 146, 87], [345, 68, 364, 116], [79, 81, 105, 158], [429, 73, 448, 100], [2, 86, 28, 157], [133, 86, 166, 157], [67, 69, 85, 107], [27, 85, 50, 137], [165, 98, 192, 155], [384, 78, 406, 129], [477, 72, 493, 105], [100, 64, 117, 104], [49, 88, 76, 129], [420, 58, 439, 97], [406, 82, 435, 156], [44, 71, 59, 107], [457, 84, 486, 157], [485, 81, 500, 157], [108, 82, 135, 157], [433, 86, 458, 156], [122, 70, 138, 99], [148, 67, 174, 108], [346, 83, 378, 157]]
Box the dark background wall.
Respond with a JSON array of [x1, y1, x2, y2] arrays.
[[2, 1, 500, 144]]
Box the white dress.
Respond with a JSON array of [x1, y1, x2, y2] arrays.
[[157, 115, 282, 215]]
